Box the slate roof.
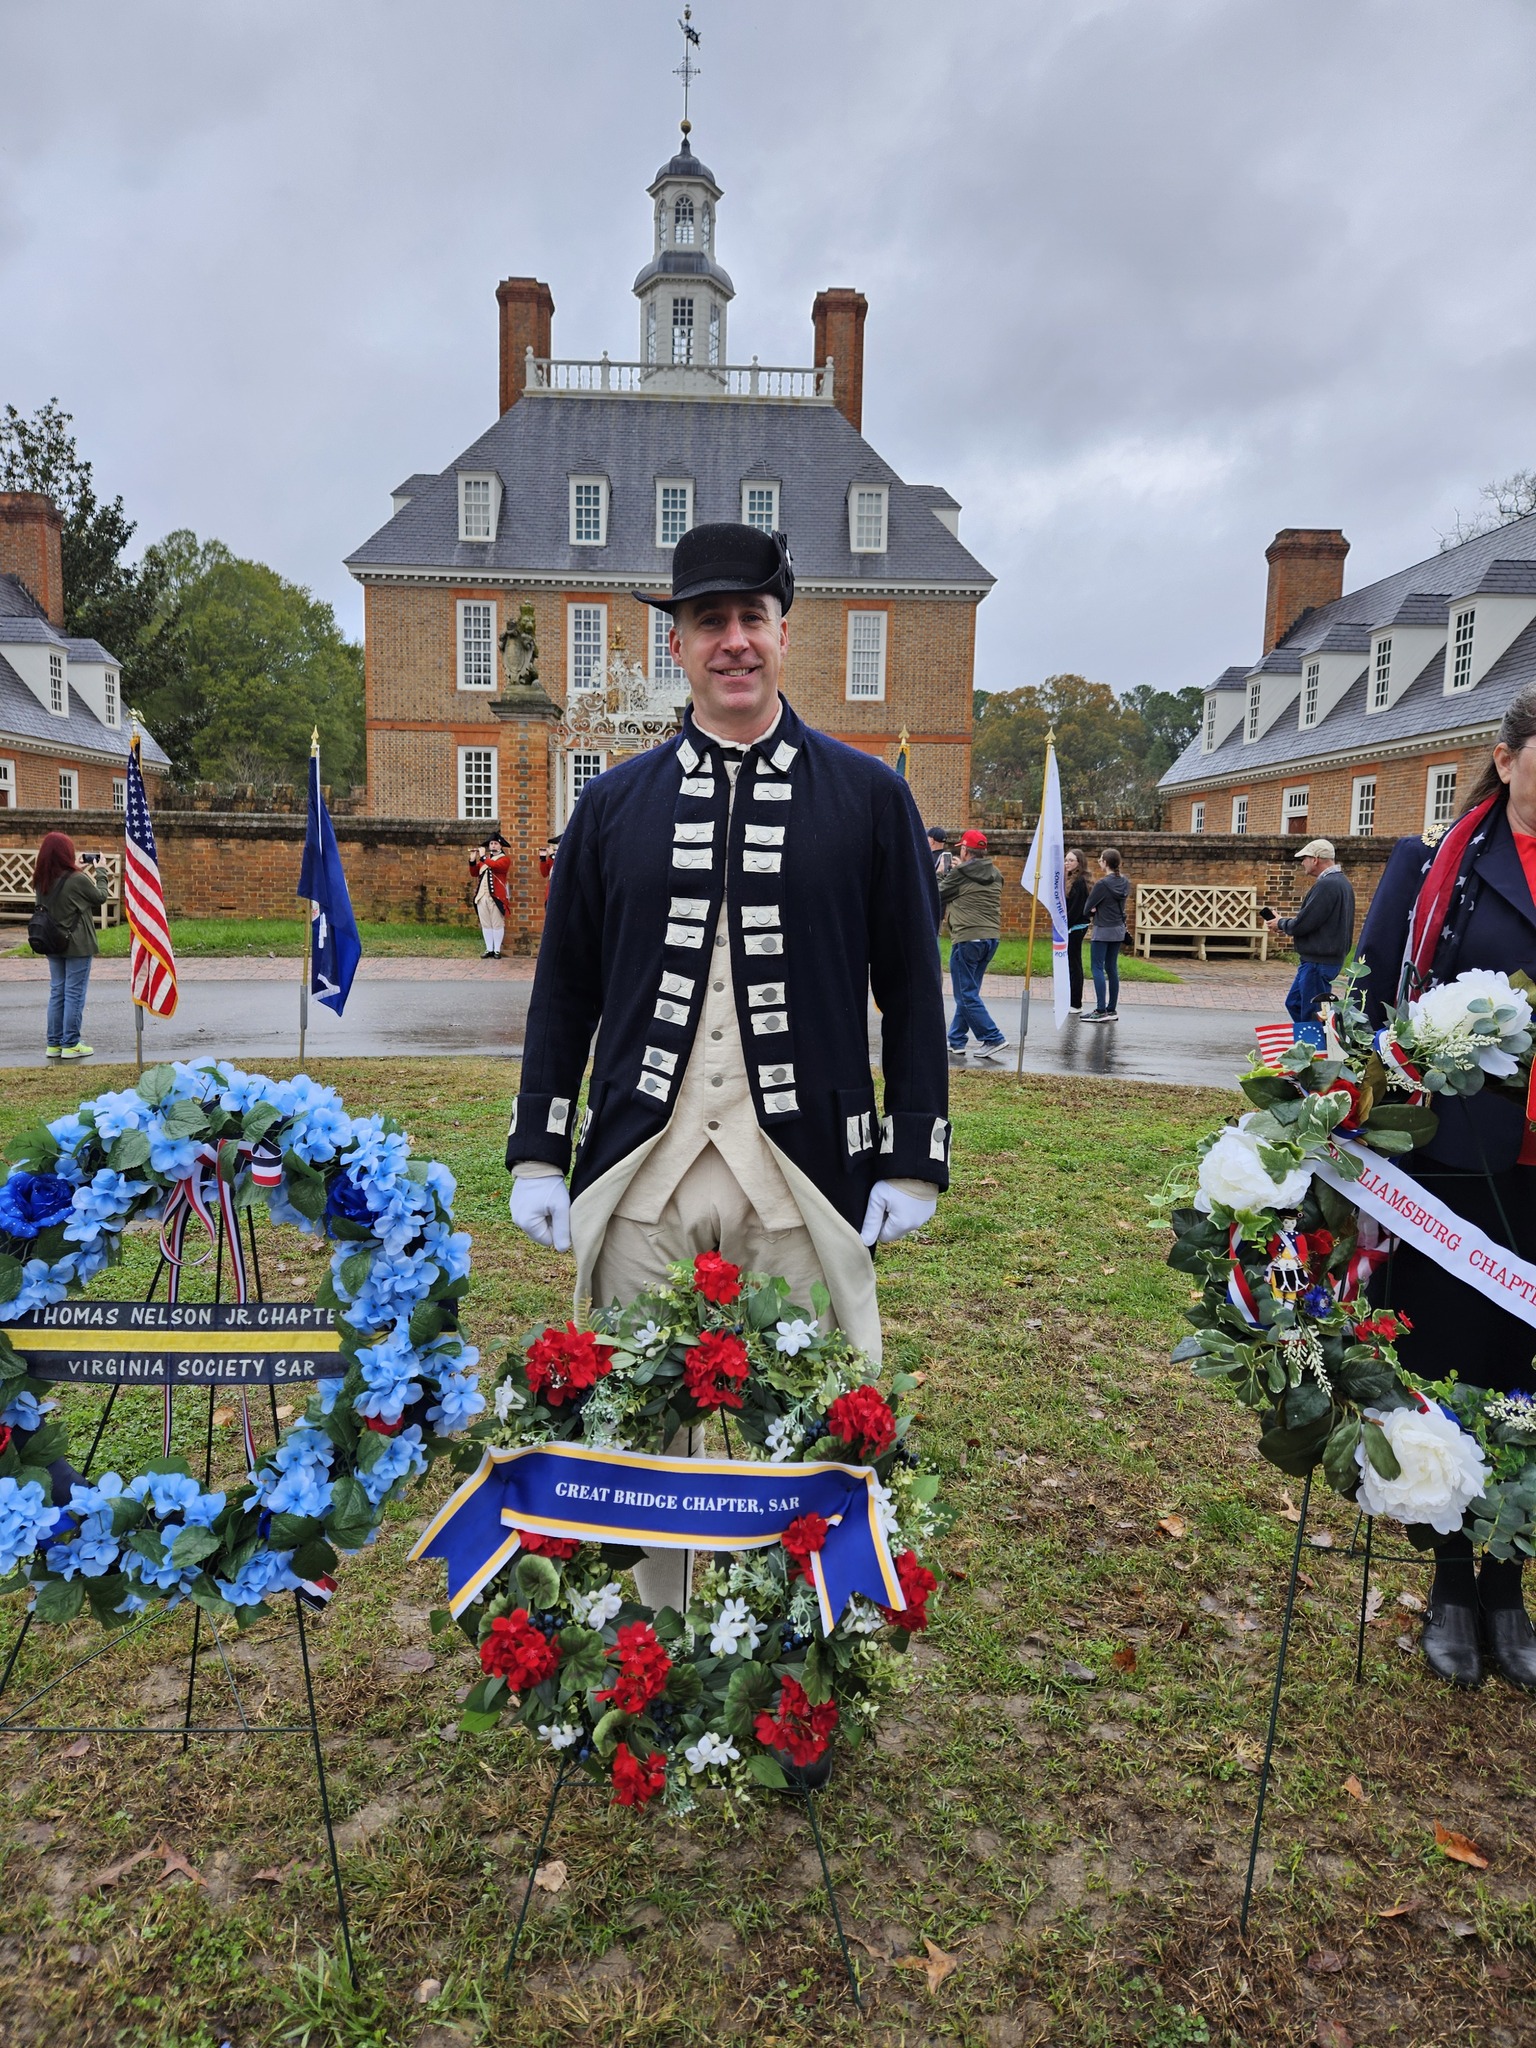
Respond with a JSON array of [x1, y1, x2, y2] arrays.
[[1161, 513, 1536, 790], [347, 395, 994, 592], [0, 575, 169, 770], [1208, 665, 1251, 692]]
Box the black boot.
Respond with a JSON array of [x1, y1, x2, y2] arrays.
[[1423, 1538, 1482, 1688], [1480, 1558, 1536, 1693]]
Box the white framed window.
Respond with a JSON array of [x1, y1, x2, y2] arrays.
[[568, 602, 608, 694], [104, 670, 119, 727], [1426, 764, 1458, 832], [1371, 638, 1392, 711], [708, 302, 721, 366], [656, 203, 668, 246], [1301, 660, 1320, 728], [1245, 678, 1262, 741], [1283, 785, 1310, 834], [456, 600, 497, 690], [0, 760, 14, 808], [1190, 800, 1206, 834], [1203, 697, 1217, 752], [646, 300, 658, 365], [742, 482, 780, 533], [846, 610, 888, 701], [457, 473, 499, 542], [570, 476, 608, 547], [673, 195, 695, 245], [457, 746, 497, 822], [569, 750, 607, 810], [112, 776, 127, 814], [1450, 608, 1476, 690], [58, 768, 78, 811], [849, 486, 888, 553], [48, 650, 65, 715], [656, 480, 693, 549], [671, 296, 695, 364], [701, 201, 712, 250], [652, 605, 686, 695], [1231, 793, 1248, 834], [1351, 775, 1377, 837]]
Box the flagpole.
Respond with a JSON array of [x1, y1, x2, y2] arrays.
[[1016, 729, 1054, 1074], [299, 728, 317, 1064], [130, 722, 144, 1077]]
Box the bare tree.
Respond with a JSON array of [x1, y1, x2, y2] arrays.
[[1439, 469, 1536, 550]]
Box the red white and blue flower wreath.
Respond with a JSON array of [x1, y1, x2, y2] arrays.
[[0, 1062, 480, 1629]]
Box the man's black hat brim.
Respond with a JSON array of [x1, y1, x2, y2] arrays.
[[632, 521, 795, 616]]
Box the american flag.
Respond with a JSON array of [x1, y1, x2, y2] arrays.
[[1253, 1021, 1296, 1068], [124, 734, 178, 1017]]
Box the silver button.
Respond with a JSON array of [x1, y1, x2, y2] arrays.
[[715, 935, 726, 948], [711, 1075, 723, 1088], [707, 1119, 720, 1131], [710, 1028, 723, 1040], [713, 981, 725, 992]]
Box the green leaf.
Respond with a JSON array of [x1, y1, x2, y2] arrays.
[[126, 1528, 168, 1566], [328, 1474, 369, 1527], [6, 1124, 62, 1172], [555, 1625, 608, 1692], [801, 1638, 833, 1706], [908, 1473, 941, 1504], [591, 1707, 630, 1756], [409, 1301, 447, 1349], [722, 1660, 776, 1742], [241, 1102, 284, 1142], [460, 1708, 503, 1734], [281, 1150, 328, 1221], [515, 1553, 560, 1609], [745, 1752, 788, 1788], [1281, 1381, 1331, 1431], [651, 1604, 685, 1645], [745, 1287, 781, 1332], [1362, 1420, 1402, 1480], [339, 1251, 372, 1299], [168, 1524, 222, 1568], [663, 1660, 703, 1708], [188, 1578, 237, 1621], [1256, 1418, 1330, 1477], [266, 1512, 323, 1549], [145, 1454, 192, 1477], [1322, 1418, 1363, 1494], [33, 1577, 85, 1624], [107, 1128, 152, 1171], [430, 1607, 454, 1635], [292, 1538, 338, 1580], [17, 1420, 68, 1466], [136, 1064, 176, 1105], [354, 1426, 389, 1474], [159, 1098, 209, 1139], [1170, 1335, 1207, 1364]]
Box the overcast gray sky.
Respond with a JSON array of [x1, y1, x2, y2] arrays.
[[5, 0, 1536, 699]]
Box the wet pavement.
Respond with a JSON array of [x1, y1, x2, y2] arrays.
[[0, 955, 1282, 1089]]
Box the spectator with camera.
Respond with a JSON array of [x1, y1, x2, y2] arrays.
[[30, 831, 107, 1061]]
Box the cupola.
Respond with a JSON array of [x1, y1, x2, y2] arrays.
[[632, 125, 735, 388]]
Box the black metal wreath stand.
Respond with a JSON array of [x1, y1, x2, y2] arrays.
[[0, 1212, 356, 1985]]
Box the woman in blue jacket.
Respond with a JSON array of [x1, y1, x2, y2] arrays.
[[1357, 684, 1536, 1693]]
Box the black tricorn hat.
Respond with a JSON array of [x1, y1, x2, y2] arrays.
[[634, 521, 794, 615]]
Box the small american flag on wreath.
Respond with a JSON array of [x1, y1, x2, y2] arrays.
[[124, 729, 178, 1018]]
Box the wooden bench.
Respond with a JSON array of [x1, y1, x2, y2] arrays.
[[0, 848, 123, 929], [1132, 883, 1269, 961]]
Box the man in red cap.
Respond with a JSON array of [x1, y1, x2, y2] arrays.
[[939, 828, 1010, 1065]]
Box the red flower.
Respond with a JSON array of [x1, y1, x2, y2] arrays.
[[364, 1414, 403, 1437], [1323, 1078, 1363, 1127], [781, 1512, 830, 1585], [826, 1384, 896, 1460], [517, 1530, 580, 1560], [480, 1608, 560, 1690], [611, 1745, 668, 1807], [753, 1675, 839, 1766], [0, 1423, 11, 1456], [683, 1329, 750, 1411], [693, 1251, 743, 1305], [879, 1550, 938, 1633], [1352, 1310, 1412, 1344], [596, 1620, 672, 1714], [524, 1322, 615, 1408]]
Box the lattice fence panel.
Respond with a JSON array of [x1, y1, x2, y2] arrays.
[[0, 849, 122, 925], [1134, 884, 1258, 932]]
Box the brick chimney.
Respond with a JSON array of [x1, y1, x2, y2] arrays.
[[0, 492, 65, 626], [812, 288, 869, 433], [496, 278, 555, 414], [1263, 528, 1350, 652]]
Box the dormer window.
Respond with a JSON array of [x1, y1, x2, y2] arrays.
[[1202, 697, 1217, 752], [1301, 660, 1320, 728], [849, 486, 888, 554], [570, 476, 609, 547], [674, 196, 695, 245], [48, 651, 65, 716], [458, 473, 500, 543], [1371, 638, 1391, 711], [1450, 607, 1476, 690], [656, 480, 693, 549], [104, 670, 119, 727], [743, 482, 780, 533], [1245, 678, 1262, 741]]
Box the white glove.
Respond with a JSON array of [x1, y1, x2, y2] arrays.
[[859, 1180, 937, 1247], [509, 1175, 572, 1252]]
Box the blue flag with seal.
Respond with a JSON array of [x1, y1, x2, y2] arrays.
[[409, 1442, 906, 1635], [298, 741, 361, 1015]]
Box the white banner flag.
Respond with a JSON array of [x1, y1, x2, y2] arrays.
[[1315, 1140, 1536, 1329], [1021, 738, 1071, 1029]]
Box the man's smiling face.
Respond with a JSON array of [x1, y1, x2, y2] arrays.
[[671, 590, 787, 741]]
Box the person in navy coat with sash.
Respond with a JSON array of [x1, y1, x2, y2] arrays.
[[1358, 683, 1536, 1692]]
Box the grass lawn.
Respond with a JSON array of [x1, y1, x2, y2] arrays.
[[85, 918, 492, 961], [939, 938, 1179, 984], [1, 1060, 1532, 2047]]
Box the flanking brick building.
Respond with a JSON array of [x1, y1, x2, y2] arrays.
[[1160, 514, 1536, 844], [345, 127, 993, 946]]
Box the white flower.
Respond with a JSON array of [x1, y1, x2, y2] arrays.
[[841, 1596, 887, 1636], [571, 1580, 623, 1628], [870, 1477, 901, 1542], [1195, 1117, 1312, 1214], [1356, 1402, 1491, 1536], [775, 1318, 819, 1356], [684, 1730, 740, 1773], [1411, 969, 1530, 1038], [538, 1722, 580, 1750], [764, 1415, 799, 1464], [631, 1319, 664, 1350], [493, 1379, 525, 1422], [708, 1596, 763, 1657]]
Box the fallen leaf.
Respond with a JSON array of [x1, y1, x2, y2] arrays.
[[1305, 1949, 1345, 1974], [386, 1648, 436, 1675], [1440, 1916, 1477, 1939], [1395, 1633, 1416, 1654], [414, 1978, 442, 2004], [1111, 1644, 1137, 1673], [1061, 1659, 1098, 1684], [251, 1858, 310, 1884], [894, 1937, 958, 1994], [1363, 1585, 1384, 1625], [90, 1844, 160, 1889], [1277, 1491, 1303, 1523], [1396, 1589, 1426, 1614], [1156, 1515, 1187, 1539], [1100, 1264, 1117, 1274], [1308, 1530, 1336, 1550], [1169, 1618, 1192, 1641], [54, 1736, 91, 1762], [1342, 1774, 1367, 1803], [273, 1404, 294, 1422], [212, 1407, 236, 1427], [1375, 1899, 1420, 1919], [1315, 2021, 1353, 2048], [1433, 1823, 1489, 1869], [156, 1844, 205, 1886], [532, 1858, 567, 1893]]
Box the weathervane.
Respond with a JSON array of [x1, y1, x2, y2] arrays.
[[674, 4, 701, 133]]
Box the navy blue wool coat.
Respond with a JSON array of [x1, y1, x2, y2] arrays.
[[1359, 804, 1536, 1172], [506, 698, 951, 1230]]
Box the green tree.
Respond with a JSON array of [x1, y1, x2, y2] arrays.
[[1121, 683, 1204, 784], [0, 398, 195, 769], [973, 677, 1203, 824], [145, 533, 364, 788]]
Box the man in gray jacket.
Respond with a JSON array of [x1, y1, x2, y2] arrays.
[[1265, 837, 1356, 1048], [939, 828, 1010, 1065]]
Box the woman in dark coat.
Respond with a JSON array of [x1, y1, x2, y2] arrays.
[[1357, 683, 1536, 1692], [34, 831, 105, 1061], [1064, 848, 1090, 1017]]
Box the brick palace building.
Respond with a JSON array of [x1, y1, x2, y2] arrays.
[[1160, 514, 1536, 843], [345, 123, 993, 937]]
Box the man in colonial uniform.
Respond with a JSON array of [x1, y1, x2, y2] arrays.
[[506, 521, 949, 1409]]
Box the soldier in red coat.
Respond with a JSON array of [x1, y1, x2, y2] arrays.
[[470, 833, 511, 958]]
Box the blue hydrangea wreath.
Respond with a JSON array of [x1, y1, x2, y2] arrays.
[[0, 1061, 481, 1629]]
